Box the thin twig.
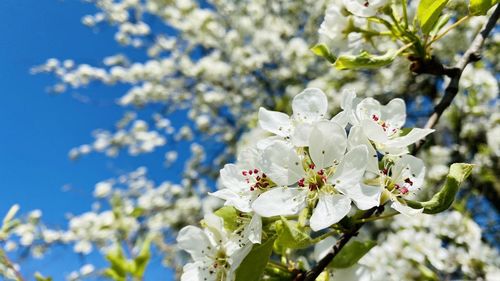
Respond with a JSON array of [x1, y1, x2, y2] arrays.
[[413, 4, 500, 154], [298, 5, 500, 280], [0, 248, 25, 281]]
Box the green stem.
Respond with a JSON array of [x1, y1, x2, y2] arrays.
[[429, 16, 471, 45], [402, 0, 409, 28], [311, 229, 342, 244], [355, 212, 399, 223]]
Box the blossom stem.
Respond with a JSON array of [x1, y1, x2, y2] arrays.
[[354, 212, 399, 223], [0, 248, 25, 281]]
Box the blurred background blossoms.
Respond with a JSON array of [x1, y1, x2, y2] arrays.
[[0, 0, 498, 280]]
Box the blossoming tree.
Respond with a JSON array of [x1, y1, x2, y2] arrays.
[[1, 0, 499, 280]]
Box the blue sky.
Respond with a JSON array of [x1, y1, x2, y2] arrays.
[[0, 0, 174, 279]]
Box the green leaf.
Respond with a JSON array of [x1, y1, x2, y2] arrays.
[[235, 236, 276, 281], [429, 14, 451, 36], [334, 50, 397, 70], [311, 43, 337, 64], [34, 272, 53, 281], [329, 240, 377, 268], [404, 163, 473, 214], [104, 246, 128, 281], [469, 0, 498, 15], [416, 0, 450, 34], [214, 206, 240, 232], [132, 237, 151, 278], [274, 217, 313, 249]]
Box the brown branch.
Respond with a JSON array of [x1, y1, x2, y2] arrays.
[[413, 4, 500, 153], [294, 207, 379, 281], [298, 5, 500, 280]]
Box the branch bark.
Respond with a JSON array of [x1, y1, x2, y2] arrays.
[[413, 4, 500, 153], [299, 5, 500, 280]]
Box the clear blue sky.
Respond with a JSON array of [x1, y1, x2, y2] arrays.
[[0, 0, 174, 279]]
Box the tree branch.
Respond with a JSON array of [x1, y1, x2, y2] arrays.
[[298, 6, 500, 280], [413, 4, 500, 153]]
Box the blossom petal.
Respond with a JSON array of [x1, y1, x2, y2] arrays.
[[181, 261, 215, 281], [310, 193, 351, 231], [347, 184, 381, 210], [252, 187, 307, 217], [340, 89, 362, 125], [391, 200, 423, 216], [309, 121, 347, 169], [209, 189, 253, 213], [330, 145, 368, 190], [331, 111, 349, 128], [292, 122, 314, 147], [347, 126, 379, 174], [219, 164, 247, 192], [356, 97, 381, 122], [258, 107, 292, 137], [385, 128, 435, 148], [361, 119, 388, 143], [292, 88, 328, 121], [343, 0, 388, 17], [381, 98, 406, 129], [260, 141, 305, 186], [392, 155, 426, 191], [177, 226, 214, 260], [244, 214, 262, 244]]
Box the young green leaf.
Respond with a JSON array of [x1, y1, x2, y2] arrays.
[[34, 272, 53, 281], [416, 0, 450, 34], [334, 50, 397, 70], [214, 206, 240, 232], [311, 43, 337, 64], [132, 237, 151, 278], [404, 163, 473, 214], [235, 236, 277, 281], [469, 0, 498, 15], [274, 216, 313, 249], [104, 246, 128, 281], [429, 14, 451, 36], [329, 240, 377, 268]]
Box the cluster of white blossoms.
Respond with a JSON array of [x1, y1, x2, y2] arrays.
[[177, 87, 435, 279], [361, 211, 500, 280]]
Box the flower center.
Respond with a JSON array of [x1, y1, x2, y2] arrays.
[[299, 164, 332, 191], [372, 114, 398, 135], [242, 169, 273, 191]]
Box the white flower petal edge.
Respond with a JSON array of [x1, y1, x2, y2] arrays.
[[177, 226, 215, 260], [260, 141, 305, 186], [310, 193, 352, 231], [258, 107, 292, 138], [343, 0, 388, 17], [252, 187, 308, 217], [309, 121, 347, 169], [348, 183, 382, 210], [391, 200, 423, 216], [292, 88, 328, 122]]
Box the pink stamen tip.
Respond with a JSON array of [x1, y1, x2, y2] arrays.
[[253, 169, 259, 174], [372, 114, 379, 121], [309, 163, 315, 169], [400, 187, 409, 195], [249, 170, 253, 175]]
